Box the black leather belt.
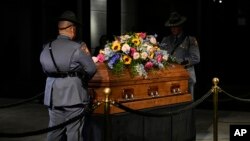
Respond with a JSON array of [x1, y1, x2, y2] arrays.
[[46, 72, 83, 78]]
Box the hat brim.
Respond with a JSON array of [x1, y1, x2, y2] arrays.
[[58, 18, 82, 27], [165, 17, 186, 27]]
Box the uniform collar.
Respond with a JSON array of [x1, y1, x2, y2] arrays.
[[57, 35, 71, 40], [174, 32, 183, 39]]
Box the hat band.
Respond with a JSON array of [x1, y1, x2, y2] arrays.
[[59, 24, 74, 30], [169, 19, 181, 24]]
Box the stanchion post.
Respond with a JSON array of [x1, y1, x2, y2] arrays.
[[103, 87, 111, 141], [212, 77, 219, 141]]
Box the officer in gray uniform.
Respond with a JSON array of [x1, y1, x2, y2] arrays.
[[40, 11, 97, 141], [161, 11, 200, 100]]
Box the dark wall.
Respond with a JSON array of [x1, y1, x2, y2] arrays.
[[2, 0, 250, 102], [198, 0, 250, 89], [133, 0, 200, 41], [1, 0, 85, 98], [2, 1, 42, 97]]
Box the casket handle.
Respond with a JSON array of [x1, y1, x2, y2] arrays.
[[148, 86, 159, 97], [171, 83, 181, 94], [122, 88, 134, 100]]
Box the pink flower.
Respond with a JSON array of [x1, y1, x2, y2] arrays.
[[144, 61, 153, 69], [156, 55, 163, 63], [97, 54, 105, 63], [138, 32, 147, 39], [130, 47, 136, 56], [133, 52, 140, 60]]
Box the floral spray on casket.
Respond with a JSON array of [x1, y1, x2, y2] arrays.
[[92, 32, 176, 78]]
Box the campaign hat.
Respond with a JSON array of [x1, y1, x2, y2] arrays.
[[165, 11, 186, 27], [58, 10, 81, 26]]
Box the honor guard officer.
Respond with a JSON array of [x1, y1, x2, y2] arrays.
[[40, 10, 97, 141], [161, 11, 200, 100]]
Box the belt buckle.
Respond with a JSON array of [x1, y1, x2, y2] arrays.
[[61, 73, 67, 77]]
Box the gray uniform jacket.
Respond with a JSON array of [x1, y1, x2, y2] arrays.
[[40, 35, 97, 107], [161, 33, 200, 84]]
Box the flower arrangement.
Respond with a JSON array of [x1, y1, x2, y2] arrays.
[[92, 32, 174, 78]]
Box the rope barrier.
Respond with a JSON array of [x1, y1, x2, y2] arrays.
[[0, 109, 86, 138], [2, 77, 250, 139], [0, 102, 101, 138], [111, 90, 212, 117], [221, 88, 250, 102], [0, 92, 44, 109]]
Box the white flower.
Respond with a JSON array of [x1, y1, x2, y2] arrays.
[[104, 46, 114, 60], [163, 54, 169, 61], [140, 52, 148, 60], [133, 52, 140, 60], [135, 64, 147, 78], [148, 35, 157, 44], [146, 44, 153, 52], [120, 35, 131, 43], [92, 56, 98, 63], [158, 63, 164, 69], [121, 43, 130, 54]]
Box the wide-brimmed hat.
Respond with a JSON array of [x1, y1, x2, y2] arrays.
[[164, 12, 186, 27], [58, 10, 81, 26]]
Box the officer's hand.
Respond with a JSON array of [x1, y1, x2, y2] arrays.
[[180, 60, 189, 65]]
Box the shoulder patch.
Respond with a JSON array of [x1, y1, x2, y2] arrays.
[[80, 43, 90, 55], [194, 40, 198, 46], [191, 37, 199, 46]]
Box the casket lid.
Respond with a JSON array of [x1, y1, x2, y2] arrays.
[[89, 63, 189, 86]]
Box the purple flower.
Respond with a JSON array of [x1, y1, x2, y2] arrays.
[[108, 54, 120, 69]]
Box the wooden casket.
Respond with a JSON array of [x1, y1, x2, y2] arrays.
[[88, 63, 192, 114]]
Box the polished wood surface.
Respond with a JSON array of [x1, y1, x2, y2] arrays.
[[88, 63, 192, 114]]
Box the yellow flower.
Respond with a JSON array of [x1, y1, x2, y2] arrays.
[[111, 41, 121, 52], [135, 33, 140, 37], [154, 46, 160, 51], [149, 51, 154, 59], [122, 55, 132, 64], [99, 49, 105, 54], [132, 38, 140, 46]]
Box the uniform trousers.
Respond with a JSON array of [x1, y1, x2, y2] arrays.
[[47, 106, 85, 141]]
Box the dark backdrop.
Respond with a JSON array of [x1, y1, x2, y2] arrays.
[[2, 0, 250, 110]]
